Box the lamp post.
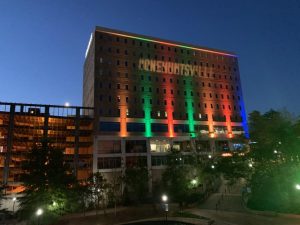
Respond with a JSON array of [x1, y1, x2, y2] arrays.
[[12, 197, 16, 214], [161, 194, 168, 221], [295, 184, 300, 190], [36, 208, 43, 225]]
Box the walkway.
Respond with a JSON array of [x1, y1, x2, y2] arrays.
[[188, 178, 300, 225]]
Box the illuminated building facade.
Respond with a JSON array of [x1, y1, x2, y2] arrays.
[[0, 102, 93, 194], [83, 27, 248, 184]]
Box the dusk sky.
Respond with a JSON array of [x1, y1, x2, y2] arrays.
[[0, 0, 299, 114]]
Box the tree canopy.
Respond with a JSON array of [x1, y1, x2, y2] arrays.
[[18, 139, 79, 223], [245, 110, 300, 213]]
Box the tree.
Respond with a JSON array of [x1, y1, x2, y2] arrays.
[[245, 110, 300, 213], [107, 169, 122, 216], [123, 166, 149, 204], [161, 150, 212, 208], [216, 153, 251, 183], [18, 139, 78, 224], [87, 172, 110, 215]]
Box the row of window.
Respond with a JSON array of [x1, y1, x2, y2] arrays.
[[98, 33, 236, 63], [99, 52, 236, 72], [99, 96, 242, 111], [101, 90, 240, 102], [99, 109, 242, 121], [99, 121, 244, 133], [99, 109, 243, 122], [100, 59, 237, 77], [98, 70, 239, 82], [100, 81, 240, 92]]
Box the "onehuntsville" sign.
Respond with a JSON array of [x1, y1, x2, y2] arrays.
[[138, 59, 210, 76]]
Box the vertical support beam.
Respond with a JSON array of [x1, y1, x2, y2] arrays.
[[146, 138, 152, 194], [167, 108, 174, 138], [3, 104, 15, 187], [121, 138, 126, 194], [74, 107, 80, 178], [92, 136, 98, 173], [226, 114, 232, 138], [43, 106, 49, 140], [121, 138, 126, 175], [209, 139, 216, 154]]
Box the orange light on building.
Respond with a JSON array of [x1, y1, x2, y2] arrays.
[[221, 152, 233, 157], [209, 132, 215, 138], [120, 106, 127, 137], [228, 132, 233, 138]]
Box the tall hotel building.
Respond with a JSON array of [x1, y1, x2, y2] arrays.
[[84, 27, 248, 183]]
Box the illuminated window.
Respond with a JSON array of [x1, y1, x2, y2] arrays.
[[165, 111, 167, 117], [157, 111, 161, 117], [199, 113, 202, 119], [126, 109, 129, 116], [117, 96, 120, 102]]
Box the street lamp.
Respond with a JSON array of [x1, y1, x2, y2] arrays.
[[191, 179, 197, 185], [211, 165, 215, 169], [161, 194, 168, 221], [12, 197, 16, 214], [295, 184, 300, 190], [36, 208, 43, 225]]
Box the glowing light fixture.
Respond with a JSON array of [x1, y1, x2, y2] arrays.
[[36, 208, 43, 216], [162, 194, 168, 202]]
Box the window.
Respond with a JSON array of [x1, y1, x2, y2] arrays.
[[99, 122, 120, 132], [126, 123, 146, 132], [151, 123, 168, 132]]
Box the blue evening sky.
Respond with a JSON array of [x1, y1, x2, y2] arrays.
[[0, 0, 299, 114]]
